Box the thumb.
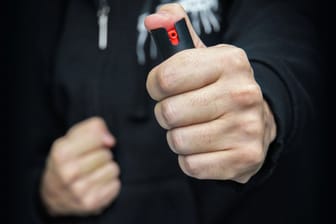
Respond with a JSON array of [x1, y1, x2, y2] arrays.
[[144, 3, 206, 48]]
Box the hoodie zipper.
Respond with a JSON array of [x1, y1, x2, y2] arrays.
[[97, 0, 110, 50]]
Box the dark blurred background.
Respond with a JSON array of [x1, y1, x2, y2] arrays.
[[1, 0, 333, 223]]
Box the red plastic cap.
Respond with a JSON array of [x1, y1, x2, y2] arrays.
[[167, 28, 179, 46]]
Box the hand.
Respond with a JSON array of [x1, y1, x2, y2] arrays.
[[145, 4, 277, 183], [41, 117, 121, 216]]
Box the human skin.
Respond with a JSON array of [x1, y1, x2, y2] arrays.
[[41, 3, 277, 217], [41, 117, 121, 216], [145, 4, 277, 183]]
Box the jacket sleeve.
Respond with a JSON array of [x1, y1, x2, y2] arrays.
[[223, 0, 321, 184]]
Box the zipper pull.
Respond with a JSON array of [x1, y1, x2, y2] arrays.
[[97, 0, 110, 50]]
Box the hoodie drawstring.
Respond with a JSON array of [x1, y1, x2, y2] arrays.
[[97, 0, 110, 50]]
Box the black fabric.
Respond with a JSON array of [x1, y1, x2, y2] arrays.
[[8, 0, 325, 223]]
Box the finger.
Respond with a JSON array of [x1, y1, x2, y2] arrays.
[[81, 180, 121, 213], [178, 146, 263, 181], [60, 149, 113, 183], [145, 3, 205, 48], [67, 117, 114, 144], [147, 43, 251, 101], [70, 162, 120, 197], [166, 111, 263, 155], [166, 119, 232, 155], [41, 170, 83, 215], [147, 46, 235, 101], [154, 81, 229, 129], [57, 118, 116, 160]]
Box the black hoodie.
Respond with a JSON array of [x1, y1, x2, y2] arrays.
[[12, 0, 322, 223]]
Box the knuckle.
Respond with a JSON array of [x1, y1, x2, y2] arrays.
[[249, 84, 263, 103], [230, 48, 250, 71], [156, 50, 197, 95], [156, 65, 176, 94], [242, 147, 264, 166], [70, 181, 88, 198], [217, 49, 230, 68], [58, 164, 77, 184], [240, 116, 263, 138], [246, 124, 263, 138], [158, 100, 178, 128], [230, 84, 262, 107]]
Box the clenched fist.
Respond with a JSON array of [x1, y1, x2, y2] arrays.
[[145, 4, 277, 183], [41, 117, 121, 216]]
